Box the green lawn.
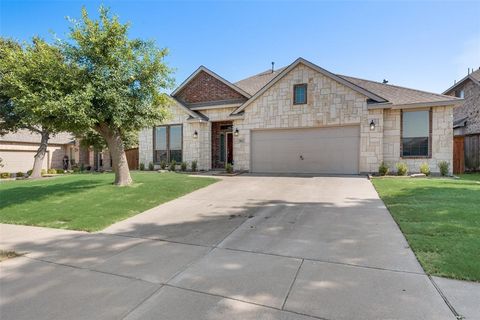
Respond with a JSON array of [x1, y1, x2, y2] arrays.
[[0, 172, 217, 232], [372, 173, 480, 281]]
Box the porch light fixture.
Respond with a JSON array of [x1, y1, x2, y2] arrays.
[[369, 120, 376, 131], [193, 130, 198, 138], [234, 128, 239, 136]]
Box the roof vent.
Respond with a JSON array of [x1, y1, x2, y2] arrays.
[[382, 79, 388, 84], [271, 62, 275, 73]]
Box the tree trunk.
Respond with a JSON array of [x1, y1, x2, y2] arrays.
[[30, 131, 49, 179], [96, 124, 132, 186]]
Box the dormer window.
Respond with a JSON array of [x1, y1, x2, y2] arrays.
[[293, 84, 307, 105]]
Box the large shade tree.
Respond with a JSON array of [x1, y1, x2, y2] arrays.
[[63, 7, 173, 185], [0, 38, 92, 178]]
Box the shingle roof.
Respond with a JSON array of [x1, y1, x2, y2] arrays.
[[338, 75, 458, 106], [0, 129, 74, 144], [443, 68, 480, 95], [233, 63, 460, 107], [234, 67, 287, 96]]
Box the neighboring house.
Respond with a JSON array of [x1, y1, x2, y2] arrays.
[[139, 57, 461, 174], [443, 68, 480, 172], [0, 129, 112, 173]]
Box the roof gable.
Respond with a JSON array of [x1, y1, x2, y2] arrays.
[[443, 69, 480, 95], [172, 67, 251, 107], [231, 58, 388, 115]]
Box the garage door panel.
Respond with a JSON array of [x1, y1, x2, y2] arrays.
[[251, 126, 359, 174], [0, 151, 48, 173]]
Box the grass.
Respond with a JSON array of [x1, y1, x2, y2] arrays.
[[0, 250, 21, 262], [0, 172, 217, 232], [372, 173, 480, 281]]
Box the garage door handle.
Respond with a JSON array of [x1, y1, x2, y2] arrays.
[[299, 155, 304, 160]]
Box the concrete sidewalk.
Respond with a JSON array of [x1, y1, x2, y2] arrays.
[[0, 176, 473, 319]]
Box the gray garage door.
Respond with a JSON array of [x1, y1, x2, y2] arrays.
[[251, 126, 360, 174]]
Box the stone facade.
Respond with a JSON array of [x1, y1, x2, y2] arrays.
[[383, 107, 453, 174], [138, 62, 454, 174], [232, 63, 382, 172], [446, 79, 480, 135]]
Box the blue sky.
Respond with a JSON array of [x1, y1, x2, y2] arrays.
[[1, 0, 479, 93]]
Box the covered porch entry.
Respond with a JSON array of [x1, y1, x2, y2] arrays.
[[211, 121, 234, 169]]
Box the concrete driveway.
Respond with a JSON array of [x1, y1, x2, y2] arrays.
[[0, 175, 457, 319]]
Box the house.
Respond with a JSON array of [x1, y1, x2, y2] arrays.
[[443, 68, 480, 172], [139, 58, 461, 174], [0, 129, 112, 173]]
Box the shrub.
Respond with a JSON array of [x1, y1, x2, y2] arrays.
[[80, 163, 85, 172], [0, 172, 11, 179], [139, 163, 145, 171], [169, 160, 177, 171], [225, 163, 233, 174], [72, 166, 80, 173], [41, 169, 47, 176], [160, 160, 167, 170], [56, 169, 65, 174], [148, 162, 154, 171], [378, 162, 389, 176], [191, 160, 198, 172], [47, 168, 57, 174], [181, 162, 187, 171], [396, 162, 408, 176], [438, 161, 450, 176], [16, 172, 24, 178], [419, 162, 430, 176], [27, 169, 33, 176]]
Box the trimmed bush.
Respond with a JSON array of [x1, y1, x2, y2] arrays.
[[0, 172, 11, 179], [148, 162, 154, 171], [181, 162, 187, 172], [47, 169, 57, 174], [160, 160, 167, 170], [225, 163, 233, 174], [139, 163, 145, 171], [16, 172, 24, 178], [56, 169, 65, 174], [396, 162, 408, 176], [27, 169, 33, 176], [378, 161, 389, 176], [419, 162, 430, 176], [169, 160, 177, 172], [191, 160, 198, 172], [41, 169, 47, 176], [438, 161, 450, 176]]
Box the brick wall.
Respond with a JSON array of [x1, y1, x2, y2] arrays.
[[175, 71, 247, 105]]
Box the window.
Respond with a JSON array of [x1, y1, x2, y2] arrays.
[[401, 110, 431, 157], [293, 84, 307, 104], [455, 90, 465, 98], [154, 125, 182, 163]]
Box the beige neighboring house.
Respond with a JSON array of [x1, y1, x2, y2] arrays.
[[0, 129, 112, 173], [139, 57, 462, 174]]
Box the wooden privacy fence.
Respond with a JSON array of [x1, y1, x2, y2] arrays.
[[464, 134, 480, 172], [125, 148, 139, 170]]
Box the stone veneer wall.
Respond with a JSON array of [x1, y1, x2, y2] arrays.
[[138, 103, 237, 171], [383, 106, 453, 174], [451, 80, 480, 135], [232, 63, 382, 172]]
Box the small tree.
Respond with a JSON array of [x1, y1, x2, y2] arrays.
[[0, 38, 91, 178], [63, 7, 173, 185]]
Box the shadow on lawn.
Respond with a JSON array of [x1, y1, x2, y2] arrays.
[[0, 196, 420, 319], [0, 179, 105, 209]]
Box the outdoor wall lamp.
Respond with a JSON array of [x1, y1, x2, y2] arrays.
[[193, 130, 198, 138], [369, 120, 376, 131], [234, 128, 239, 136]]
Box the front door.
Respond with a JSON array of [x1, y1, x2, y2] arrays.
[[226, 132, 233, 164]]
